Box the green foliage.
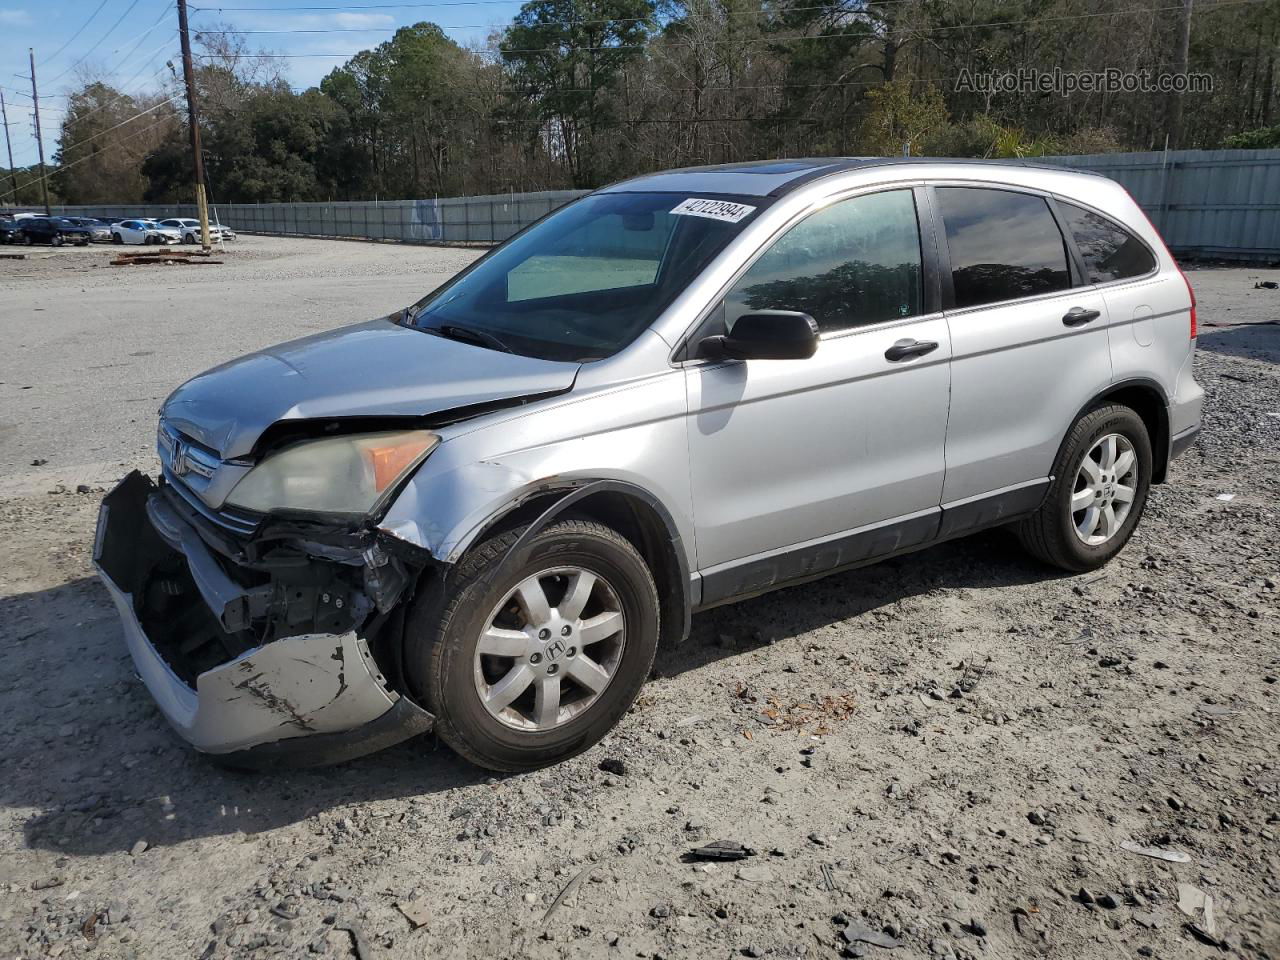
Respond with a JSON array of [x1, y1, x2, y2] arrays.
[[501, 0, 655, 186], [858, 82, 949, 156], [1223, 125, 1280, 148], [43, 0, 1280, 202]]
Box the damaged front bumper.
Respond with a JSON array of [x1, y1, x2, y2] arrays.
[[94, 472, 434, 767]]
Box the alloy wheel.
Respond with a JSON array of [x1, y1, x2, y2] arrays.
[[1071, 433, 1138, 546], [473, 566, 626, 731]]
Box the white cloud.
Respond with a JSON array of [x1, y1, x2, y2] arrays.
[[0, 8, 33, 25]]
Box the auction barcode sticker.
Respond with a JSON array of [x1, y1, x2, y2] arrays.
[[670, 198, 756, 223]]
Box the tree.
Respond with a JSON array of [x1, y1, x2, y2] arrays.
[[858, 79, 948, 156], [53, 82, 180, 204], [502, 0, 655, 187]]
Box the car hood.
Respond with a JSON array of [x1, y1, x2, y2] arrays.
[[161, 318, 581, 458]]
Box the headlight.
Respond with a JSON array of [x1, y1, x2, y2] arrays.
[[225, 429, 439, 516]]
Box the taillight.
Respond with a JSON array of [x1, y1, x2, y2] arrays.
[[1180, 270, 1197, 339]]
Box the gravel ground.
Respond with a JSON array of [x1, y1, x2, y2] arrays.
[[1, 239, 1278, 960]]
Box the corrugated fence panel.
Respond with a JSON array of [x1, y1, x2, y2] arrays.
[[1041, 149, 1280, 260], [46, 159, 1276, 259]]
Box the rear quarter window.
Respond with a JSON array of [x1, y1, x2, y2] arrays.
[[1059, 201, 1157, 282]]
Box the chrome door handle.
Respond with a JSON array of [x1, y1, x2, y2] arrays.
[[1062, 307, 1101, 327], [884, 339, 939, 362]]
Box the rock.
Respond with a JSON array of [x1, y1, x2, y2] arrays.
[[1095, 893, 1119, 909], [1077, 888, 1095, 905], [734, 866, 774, 883], [841, 924, 901, 949], [650, 903, 671, 918], [395, 898, 430, 928], [598, 758, 628, 776], [743, 946, 763, 958], [129, 840, 148, 857]]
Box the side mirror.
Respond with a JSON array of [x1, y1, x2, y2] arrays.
[[698, 310, 819, 361]]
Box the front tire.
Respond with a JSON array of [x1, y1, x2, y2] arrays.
[[404, 519, 659, 772], [1016, 404, 1152, 571], [111, 233, 122, 244]]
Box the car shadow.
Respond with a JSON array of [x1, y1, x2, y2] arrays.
[[7, 527, 1064, 856], [1197, 320, 1280, 364], [658, 526, 1066, 678]]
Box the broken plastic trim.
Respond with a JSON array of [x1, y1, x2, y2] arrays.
[[95, 472, 435, 764]]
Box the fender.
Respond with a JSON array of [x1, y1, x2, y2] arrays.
[[470, 478, 693, 646], [1060, 377, 1172, 483]]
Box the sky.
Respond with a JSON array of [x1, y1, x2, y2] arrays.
[[0, 0, 527, 167]]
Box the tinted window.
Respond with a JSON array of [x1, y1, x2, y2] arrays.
[[937, 188, 1071, 309], [1060, 202, 1156, 282], [724, 189, 923, 334]]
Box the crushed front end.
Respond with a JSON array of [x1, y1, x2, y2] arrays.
[[94, 450, 436, 768]]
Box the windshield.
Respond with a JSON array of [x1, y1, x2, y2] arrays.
[[408, 191, 766, 361]]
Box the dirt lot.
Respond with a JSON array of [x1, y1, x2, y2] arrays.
[[1, 237, 1278, 960]]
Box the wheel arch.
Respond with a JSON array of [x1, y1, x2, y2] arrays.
[[1087, 378, 1171, 483], [457, 480, 692, 648]]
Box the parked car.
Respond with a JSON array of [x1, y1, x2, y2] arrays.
[[66, 217, 114, 242], [95, 158, 1203, 772], [111, 219, 182, 245], [17, 216, 93, 246], [0, 217, 21, 243], [157, 217, 236, 243]]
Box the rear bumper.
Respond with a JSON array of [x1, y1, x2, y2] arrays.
[[94, 472, 433, 767], [1170, 424, 1201, 461]]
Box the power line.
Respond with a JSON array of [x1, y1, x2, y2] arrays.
[[55, 96, 183, 158], [46, 0, 149, 85], [191, 2, 888, 32], [0, 114, 176, 204], [191, 0, 1266, 59], [40, 1, 111, 67]]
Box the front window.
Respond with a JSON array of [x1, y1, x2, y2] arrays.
[[409, 191, 767, 361], [722, 189, 924, 335]]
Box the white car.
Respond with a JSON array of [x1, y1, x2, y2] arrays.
[[158, 218, 236, 244], [111, 219, 182, 245]]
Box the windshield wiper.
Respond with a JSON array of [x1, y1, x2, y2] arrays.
[[427, 323, 514, 354]]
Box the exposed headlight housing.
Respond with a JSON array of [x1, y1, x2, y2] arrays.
[[225, 429, 439, 516]]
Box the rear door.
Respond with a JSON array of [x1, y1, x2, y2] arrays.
[[685, 186, 952, 600], [935, 185, 1112, 516]]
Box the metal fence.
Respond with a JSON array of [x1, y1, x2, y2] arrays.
[[45, 149, 1280, 261], [48, 190, 589, 245], [1042, 149, 1280, 262]]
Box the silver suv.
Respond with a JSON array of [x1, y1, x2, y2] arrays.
[[95, 158, 1203, 771]]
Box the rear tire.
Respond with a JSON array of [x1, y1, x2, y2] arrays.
[[403, 520, 660, 772], [51, 234, 63, 247], [111, 233, 122, 244], [1016, 404, 1152, 572]]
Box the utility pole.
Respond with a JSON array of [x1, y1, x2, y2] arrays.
[[1, 91, 20, 204], [28, 49, 51, 215], [176, 0, 211, 249]]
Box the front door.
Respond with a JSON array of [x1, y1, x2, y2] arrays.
[[684, 187, 953, 603]]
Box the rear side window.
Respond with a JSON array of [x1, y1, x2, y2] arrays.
[[937, 187, 1071, 309], [724, 188, 924, 334], [1059, 202, 1156, 282]]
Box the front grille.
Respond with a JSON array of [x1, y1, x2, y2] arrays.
[[162, 467, 261, 538], [157, 421, 261, 538]]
